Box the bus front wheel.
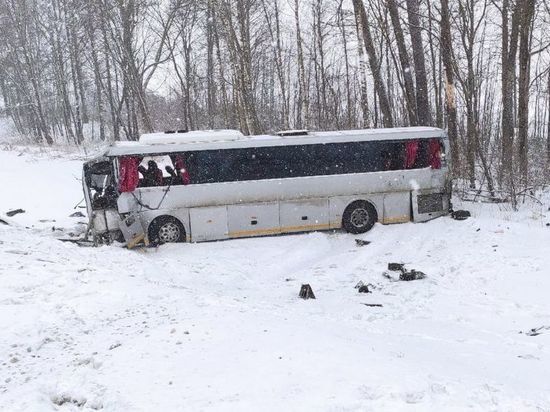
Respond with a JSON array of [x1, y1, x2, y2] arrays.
[[148, 216, 186, 244], [342, 201, 378, 234]]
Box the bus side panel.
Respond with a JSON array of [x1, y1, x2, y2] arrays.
[[280, 199, 330, 233], [382, 192, 411, 224], [189, 206, 229, 242], [227, 202, 280, 238], [116, 170, 434, 214]]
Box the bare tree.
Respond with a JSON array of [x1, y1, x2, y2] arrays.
[[405, 0, 432, 126], [352, 0, 393, 127]]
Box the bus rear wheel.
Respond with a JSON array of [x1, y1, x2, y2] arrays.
[[342, 201, 377, 234], [148, 216, 186, 244]]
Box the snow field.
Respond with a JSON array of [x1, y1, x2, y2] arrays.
[[1, 148, 550, 411]]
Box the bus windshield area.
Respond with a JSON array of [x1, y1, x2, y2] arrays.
[[85, 160, 118, 210]]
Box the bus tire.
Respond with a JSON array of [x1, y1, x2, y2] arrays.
[[148, 216, 186, 244], [342, 201, 378, 234]]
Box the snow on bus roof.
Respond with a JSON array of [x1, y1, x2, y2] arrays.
[[139, 129, 245, 145], [104, 127, 446, 157]]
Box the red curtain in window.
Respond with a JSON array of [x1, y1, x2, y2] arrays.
[[429, 139, 442, 169], [405, 140, 419, 169], [172, 155, 190, 185], [118, 156, 140, 192]]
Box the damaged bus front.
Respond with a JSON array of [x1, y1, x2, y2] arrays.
[[82, 156, 121, 243]]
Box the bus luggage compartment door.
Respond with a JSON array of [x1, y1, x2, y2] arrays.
[[280, 199, 329, 232], [411, 189, 449, 222], [189, 206, 229, 242], [227, 202, 280, 238], [383, 192, 410, 224]]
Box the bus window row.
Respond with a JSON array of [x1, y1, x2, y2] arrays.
[[183, 139, 442, 184], [117, 138, 443, 192]]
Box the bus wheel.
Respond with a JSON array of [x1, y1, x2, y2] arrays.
[[148, 216, 186, 244], [342, 201, 378, 234]]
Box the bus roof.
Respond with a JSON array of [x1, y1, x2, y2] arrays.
[[104, 127, 447, 157]]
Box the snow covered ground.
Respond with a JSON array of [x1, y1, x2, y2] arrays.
[[1, 147, 550, 411]]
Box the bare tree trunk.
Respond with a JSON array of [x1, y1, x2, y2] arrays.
[[517, 0, 535, 183], [500, 0, 520, 200], [262, 0, 289, 129], [440, 0, 458, 171], [86, 13, 106, 141], [405, 0, 432, 126], [218, 0, 261, 135], [352, 0, 393, 127], [294, 0, 308, 129], [353, 2, 370, 126], [426, 0, 443, 127], [387, 0, 417, 125], [206, 0, 216, 128], [337, 0, 353, 129], [547, 67, 550, 171]]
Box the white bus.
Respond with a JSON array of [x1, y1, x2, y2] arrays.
[[82, 127, 451, 245]]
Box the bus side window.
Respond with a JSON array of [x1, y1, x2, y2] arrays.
[[415, 140, 430, 168], [429, 139, 442, 169], [167, 154, 191, 185]]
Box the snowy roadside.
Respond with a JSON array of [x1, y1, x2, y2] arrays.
[[1, 148, 550, 411]]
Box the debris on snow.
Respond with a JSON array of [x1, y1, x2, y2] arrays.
[[399, 270, 426, 281], [6, 208, 25, 217], [521, 326, 550, 336], [451, 210, 471, 221], [384, 263, 426, 281], [388, 263, 406, 272], [361, 303, 383, 308], [69, 211, 85, 218], [354, 281, 371, 293], [355, 239, 371, 247], [299, 284, 316, 299]]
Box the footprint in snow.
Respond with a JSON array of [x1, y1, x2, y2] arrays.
[[402, 391, 425, 404]]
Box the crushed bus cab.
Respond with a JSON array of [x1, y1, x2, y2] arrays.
[[82, 127, 451, 246]]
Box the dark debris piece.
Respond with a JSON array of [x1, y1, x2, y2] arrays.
[[358, 285, 371, 293], [299, 284, 316, 300], [385, 263, 427, 281], [355, 239, 371, 247], [361, 303, 383, 308], [6, 209, 25, 217], [69, 211, 85, 218], [451, 210, 471, 221], [388, 263, 405, 273], [522, 326, 550, 336], [399, 270, 426, 281]]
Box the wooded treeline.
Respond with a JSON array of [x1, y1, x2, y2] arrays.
[[0, 0, 549, 193]]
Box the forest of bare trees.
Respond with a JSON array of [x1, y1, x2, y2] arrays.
[[0, 0, 549, 196]]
